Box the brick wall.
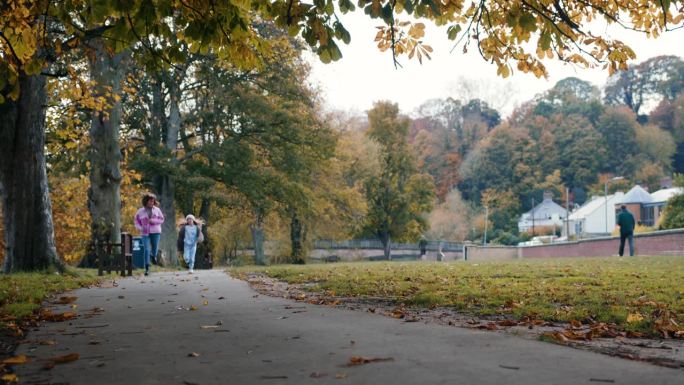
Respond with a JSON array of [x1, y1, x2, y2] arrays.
[[460, 229, 684, 260], [521, 229, 684, 258], [464, 245, 519, 261]]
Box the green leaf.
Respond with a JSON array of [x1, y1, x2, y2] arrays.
[[339, 0, 355, 13], [24, 60, 43, 76], [447, 24, 461, 40], [288, 25, 300, 37], [329, 42, 342, 61], [539, 32, 551, 51], [325, 0, 334, 15], [381, 4, 393, 24], [519, 13, 536, 31], [319, 47, 332, 63], [404, 0, 414, 14]]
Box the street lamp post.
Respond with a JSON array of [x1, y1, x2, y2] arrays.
[[483, 205, 488, 245], [605, 176, 624, 234]]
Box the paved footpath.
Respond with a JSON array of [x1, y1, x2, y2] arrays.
[[14, 270, 683, 385]]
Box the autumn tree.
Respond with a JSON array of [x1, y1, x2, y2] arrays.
[[362, 102, 435, 259], [604, 56, 684, 118], [650, 93, 684, 172], [426, 189, 474, 241]]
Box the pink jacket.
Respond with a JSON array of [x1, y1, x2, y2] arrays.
[[134, 207, 165, 235]]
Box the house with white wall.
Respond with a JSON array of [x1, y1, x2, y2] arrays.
[[518, 193, 567, 234], [566, 192, 624, 237]]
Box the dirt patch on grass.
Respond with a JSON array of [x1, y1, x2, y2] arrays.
[[243, 272, 684, 370]]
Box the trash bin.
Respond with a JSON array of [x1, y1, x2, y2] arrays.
[[132, 237, 144, 268]]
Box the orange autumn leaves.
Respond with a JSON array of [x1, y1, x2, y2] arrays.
[[0, 170, 145, 264]]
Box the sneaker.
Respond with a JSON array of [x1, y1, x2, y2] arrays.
[[144, 271, 149, 276], [189, 268, 194, 274]]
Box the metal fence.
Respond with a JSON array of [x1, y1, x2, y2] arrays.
[[313, 239, 463, 252]]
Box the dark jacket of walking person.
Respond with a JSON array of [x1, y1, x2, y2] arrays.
[[616, 205, 635, 256]]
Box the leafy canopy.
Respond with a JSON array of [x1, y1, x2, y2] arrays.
[[3, 0, 684, 102]]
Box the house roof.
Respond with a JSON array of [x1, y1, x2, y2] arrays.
[[569, 192, 624, 220], [650, 187, 684, 203], [520, 198, 566, 221], [619, 185, 653, 204]]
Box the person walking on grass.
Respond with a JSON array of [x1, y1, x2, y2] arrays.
[[177, 214, 203, 274], [135, 193, 165, 276], [616, 205, 636, 257]]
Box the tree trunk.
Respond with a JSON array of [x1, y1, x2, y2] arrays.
[[380, 232, 391, 260], [86, 40, 128, 262], [159, 80, 181, 265], [0, 72, 63, 272], [250, 214, 266, 265], [290, 210, 306, 264], [158, 176, 178, 266]]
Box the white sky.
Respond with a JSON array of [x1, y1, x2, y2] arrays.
[[308, 12, 684, 117]]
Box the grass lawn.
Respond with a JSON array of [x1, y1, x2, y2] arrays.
[[232, 256, 684, 335], [0, 268, 103, 322]]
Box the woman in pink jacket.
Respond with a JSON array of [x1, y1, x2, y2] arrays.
[[134, 193, 165, 276]]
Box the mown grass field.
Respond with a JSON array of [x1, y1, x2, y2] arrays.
[[232, 256, 684, 335]]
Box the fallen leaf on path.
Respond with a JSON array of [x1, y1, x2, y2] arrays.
[[543, 331, 569, 343], [200, 325, 218, 329], [203, 300, 208, 306], [218, 296, 225, 300], [335, 373, 347, 379], [1, 374, 18, 383], [497, 320, 518, 327], [2, 355, 28, 365], [38, 340, 56, 346], [190, 306, 198, 311], [51, 353, 80, 363], [41, 310, 78, 322], [188, 352, 200, 357], [347, 356, 394, 366], [653, 309, 682, 338], [390, 306, 407, 319], [477, 323, 498, 331]]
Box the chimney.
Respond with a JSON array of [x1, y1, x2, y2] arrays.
[[543, 190, 554, 201], [661, 177, 673, 189]]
